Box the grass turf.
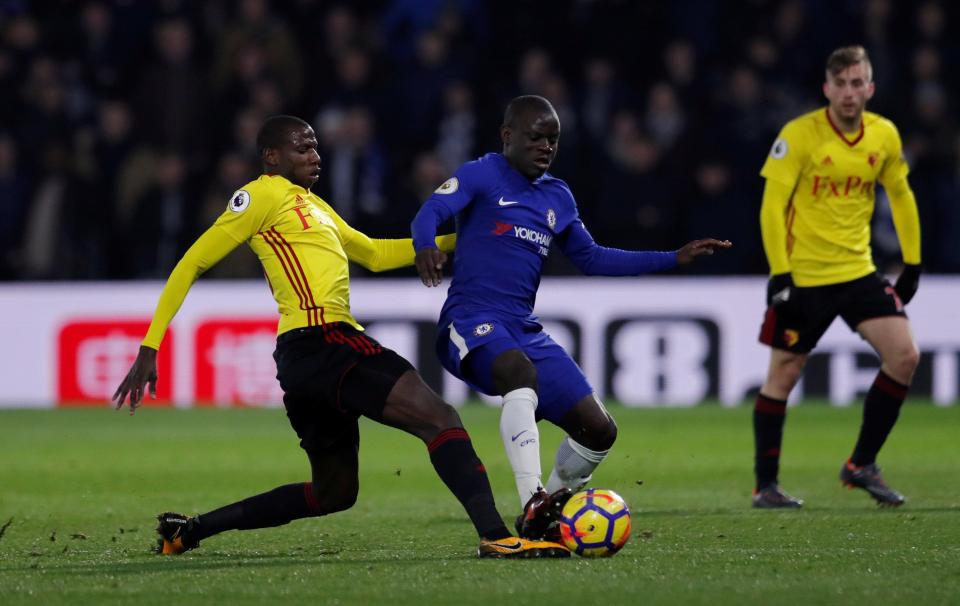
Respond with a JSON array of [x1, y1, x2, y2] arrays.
[[0, 403, 957, 605]]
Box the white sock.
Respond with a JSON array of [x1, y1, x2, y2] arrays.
[[499, 387, 542, 508], [545, 436, 609, 493]]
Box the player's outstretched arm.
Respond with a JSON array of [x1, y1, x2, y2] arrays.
[[676, 239, 733, 265], [113, 346, 158, 414], [112, 226, 239, 414], [323, 199, 456, 274]]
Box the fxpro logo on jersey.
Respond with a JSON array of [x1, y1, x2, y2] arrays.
[[810, 175, 874, 198]]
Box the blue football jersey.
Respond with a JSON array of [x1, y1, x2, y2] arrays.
[[414, 153, 577, 317]]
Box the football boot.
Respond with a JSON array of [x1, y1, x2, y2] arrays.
[[477, 536, 570, 558], [515, 487, 574, 541], [840, 460, 905, 507], [155, 512, 200, 555], [751, 483, 804, 509]]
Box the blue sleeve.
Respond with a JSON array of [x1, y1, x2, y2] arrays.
[[557, 218, 678, 276], [411, 162, 484, 252]]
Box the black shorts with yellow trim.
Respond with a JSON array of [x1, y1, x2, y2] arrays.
[[273, 323, 414, 454], [758, 272, 906, 354]]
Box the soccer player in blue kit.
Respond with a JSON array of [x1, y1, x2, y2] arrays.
[[412, 95, 731, 539]]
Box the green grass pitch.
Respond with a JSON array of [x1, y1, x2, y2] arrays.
[[0, 403, 958, 605]]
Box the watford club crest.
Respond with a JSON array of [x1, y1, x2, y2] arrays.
[[867, 152, 879, 167]]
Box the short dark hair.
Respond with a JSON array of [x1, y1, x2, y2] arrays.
[[502, 95, 557, 128], [256, 115, 310, 156], [826, 45, 872, 80]]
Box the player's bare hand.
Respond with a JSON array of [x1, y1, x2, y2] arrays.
[[112, 345, 159, 415], [676, 238, 733, 265], [415, 247, 448, 287]]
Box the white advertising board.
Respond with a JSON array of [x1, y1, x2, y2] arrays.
[[0, 277, 956, 408]]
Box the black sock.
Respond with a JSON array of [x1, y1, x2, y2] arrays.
[[851, 371, 908, 467], [753, 393, 788, 490], [192, 482, 322, 541], [428, 428, 511, 541]]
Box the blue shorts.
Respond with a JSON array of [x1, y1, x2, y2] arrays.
[[435, 310, 594, 425]]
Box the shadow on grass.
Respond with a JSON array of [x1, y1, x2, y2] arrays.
[[637, 504, 960, 517], [0, 549, 501, 576]]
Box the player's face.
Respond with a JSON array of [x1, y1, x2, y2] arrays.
[[823, 62, 875, 124], [269, 126, 321, 189], [502, 111, 560, 180]]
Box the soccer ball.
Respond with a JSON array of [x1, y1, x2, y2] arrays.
[[558, 488, 632, 557]]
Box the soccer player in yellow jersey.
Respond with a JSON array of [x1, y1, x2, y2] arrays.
[[752, 47, 921, 508], [112, 115, 569, 558]]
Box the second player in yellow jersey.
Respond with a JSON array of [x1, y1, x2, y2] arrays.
[[760, 108, 920, 286], [751, 46, 922, 511]]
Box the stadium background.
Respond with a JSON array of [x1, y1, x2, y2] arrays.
[[0, 0, 958, 407]]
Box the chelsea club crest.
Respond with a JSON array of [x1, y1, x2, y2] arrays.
[[546, 208, 556, 230], [473, 323, 494, 337]]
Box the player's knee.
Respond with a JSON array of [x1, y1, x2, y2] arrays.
[[567, 413, 618, 451], [317, 480, 359, 514], [890, 344, 920, 382], [772, 357, 804, 392], [414, 398, 464, 443], [582, 416, 618, 451], [429, 401, 463, 432]]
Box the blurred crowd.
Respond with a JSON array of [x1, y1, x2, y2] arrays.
[[1, 0, 958, 281]]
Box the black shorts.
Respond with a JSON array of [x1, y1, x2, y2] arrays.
[[758, 272, 906, 354], [273, 323, 414, 454]]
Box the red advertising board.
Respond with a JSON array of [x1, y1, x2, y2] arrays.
[[194, 318, 281, 406], [58, 320, 173, 406]]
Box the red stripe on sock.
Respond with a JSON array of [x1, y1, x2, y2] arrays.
[[427, 428, 470, 453], [755, 395, 787, 416], [875, 372, 908, 400], [303, 482, 322, 513], [763, 448, 781, 457], [756, 400, 787, 415]]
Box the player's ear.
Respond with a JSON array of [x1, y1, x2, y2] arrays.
[[500, 125, 512, 146], [822, 80, 830, 100], [263, 147, 279, 168], [865, 81, 876, 100]]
